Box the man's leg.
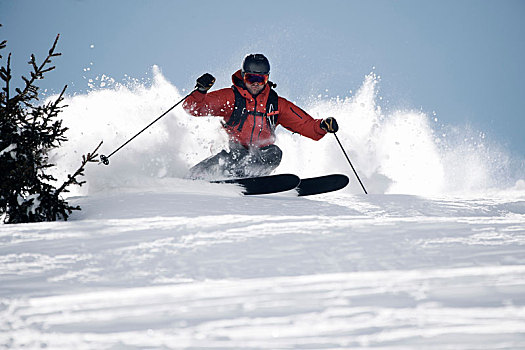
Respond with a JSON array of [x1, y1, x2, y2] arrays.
[[187, 146, 250, 180], [240, 144, 282, 177], [187, 144, 282, 180], [187, 150, 231, 180]]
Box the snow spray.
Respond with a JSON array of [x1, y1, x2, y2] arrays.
[[48, 66, 524, 196]]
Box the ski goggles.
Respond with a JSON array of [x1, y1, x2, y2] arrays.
[[243, 73, 269, 86]]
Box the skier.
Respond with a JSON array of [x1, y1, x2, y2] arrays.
[[183, 53, 338, 180]]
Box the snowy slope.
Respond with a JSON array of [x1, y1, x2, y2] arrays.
[[1, 69, 525, 349], [2, 183, 525, 349]]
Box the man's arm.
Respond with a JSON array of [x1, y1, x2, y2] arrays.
[[183, 88, 235, 117], [276, 97, 328, 140]]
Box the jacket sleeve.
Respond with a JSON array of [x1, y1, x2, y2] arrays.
[[276, 97, 327, 141], [182, 88, 235, 117]]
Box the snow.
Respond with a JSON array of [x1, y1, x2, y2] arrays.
[[0, 144, 17, 159], [2, 187, 525, 349], [1, 68, 524, 349]]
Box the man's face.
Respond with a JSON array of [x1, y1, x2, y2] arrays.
[[243, 73, 268, 96], [245, 81, 265, 95]]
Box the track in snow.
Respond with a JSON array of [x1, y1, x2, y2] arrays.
[[1, 187, 525, 349]]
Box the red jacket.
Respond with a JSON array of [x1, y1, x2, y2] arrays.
[[183, 70, 327, 148]]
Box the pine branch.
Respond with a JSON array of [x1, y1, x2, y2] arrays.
[[0, 53, 11, 102], [47, 85, 67, 116], [11, 34, 61, 104], [0, 24, 6, 58], [55, 141, 103, 196]]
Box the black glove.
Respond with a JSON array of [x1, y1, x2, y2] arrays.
[[320, 117, 339, 133], [195, 73, 215, 93]]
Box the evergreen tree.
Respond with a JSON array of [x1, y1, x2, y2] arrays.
[[0, 27, 101, 224]]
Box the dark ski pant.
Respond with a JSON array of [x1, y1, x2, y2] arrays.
[[188, 143, 282, 180]]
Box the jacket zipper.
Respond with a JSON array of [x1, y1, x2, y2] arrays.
[[249, 95, 258, 146]]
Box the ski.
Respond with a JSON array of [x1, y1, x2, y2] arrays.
[[212, 174, 301, 195], [296, 174, 349, 196], [212, 173, 349, 196]]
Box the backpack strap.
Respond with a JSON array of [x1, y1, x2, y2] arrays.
[[225, 85, 279, 132], [266, 88, 279, 131], [224, 85, 248, 131]]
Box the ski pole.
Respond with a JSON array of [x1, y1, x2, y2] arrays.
[[99, 89, 196, 165], [333, 133, 368, 194]]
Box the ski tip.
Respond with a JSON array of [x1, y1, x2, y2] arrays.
[[296, 173, 350, 196]]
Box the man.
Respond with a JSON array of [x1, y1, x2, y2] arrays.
[[183, 53, 338, 180]]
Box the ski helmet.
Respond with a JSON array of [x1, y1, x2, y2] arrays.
[[242, 54, 270, 75]]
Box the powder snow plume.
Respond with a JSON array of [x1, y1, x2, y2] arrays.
[[278, 72, 524, 195], [49, 67, 524, 196]]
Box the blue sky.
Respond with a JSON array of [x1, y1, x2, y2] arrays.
[[1, 0, 524, 157]]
